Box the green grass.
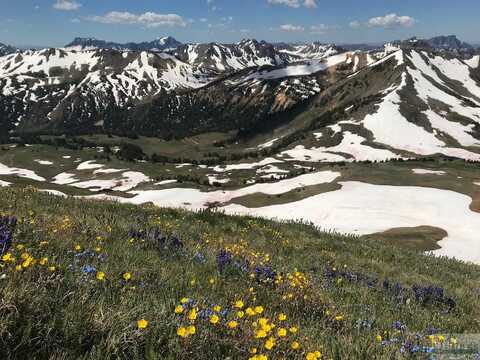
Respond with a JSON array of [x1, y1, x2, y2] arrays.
[[0, 187, 479, 359]]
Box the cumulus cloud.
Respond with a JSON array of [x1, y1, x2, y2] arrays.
[[87, 11, 187, 27], [53, 0, 81, 11], [350, 13, 416, 29], [280, 24, 305, 32], [304, 0, 318, 8], [310, 24, 330, 34], [267, 0, 317, 8], [368, 13, 415, 28]]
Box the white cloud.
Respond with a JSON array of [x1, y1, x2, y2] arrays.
[[87, 11, 187, 27], [268, 0, 300, 7], [310, 24, 329, 34], [350, 13, 416, 29], [280, 24, 305, 32], [367, 13, 415, 28], [53, 0, 81, 11], [268, 0, 317, 8]]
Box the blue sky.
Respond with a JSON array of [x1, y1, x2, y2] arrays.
[[0, 0, 479, 47]]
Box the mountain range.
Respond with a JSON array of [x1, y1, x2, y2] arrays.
[[0, 35, 479, 161]]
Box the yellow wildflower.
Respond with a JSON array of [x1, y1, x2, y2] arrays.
[[48, 266, 56, 272], [278, 328, 287, 337], [177, 327, 187, 338], [1, 253, 14, 262], [96, 271, 106, 281], [188, 308, 197, 321], [255, 329, 267, 339], [237, 311, 245, 318], [180, 297, 189, 304], [187, 325, 196, 335], [122, 272, 132, 281], [175, 305, 184, 314], [375, 335, 382, 343], [213, 305, 222, 312], [264, 338, 275, 350], [335, 315, 344, 321], [246, 307, 256, 316], [254, 306, 264, 314], [39, 257, 48, 266], [22, 256, 34, 268], [227, 320, 238, 329], [235, 300, 244, 309], [291, 341, 300, 350], [137, 319, 148, 330], [278, 313, 287, 321], [210, 314, 220, 325], [74, 245, 81, 251], [289, 326, 298, 334]]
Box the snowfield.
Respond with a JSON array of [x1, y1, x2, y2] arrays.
[[224, 182, 480, 264], [280, 132, 401, 162], [412, 169, 446, 175], [211, 158, 283, 172], [0, 162, 46, 182], [80, 170, 341, 210]]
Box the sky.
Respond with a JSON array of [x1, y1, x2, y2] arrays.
[[0, 0, 479, 48]]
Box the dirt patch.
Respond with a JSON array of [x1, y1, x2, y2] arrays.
[[361, 226, 448, 252], [228, 182, 341, 208], [471, 187, 480, 213]]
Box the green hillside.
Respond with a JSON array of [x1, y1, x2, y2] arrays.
[[0, 187, 479, 359]]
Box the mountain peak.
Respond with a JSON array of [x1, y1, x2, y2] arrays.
[[0, 42, 17, 56], [65, 37, 182, 52]]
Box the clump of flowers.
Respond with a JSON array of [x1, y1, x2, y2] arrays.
[[0, 216, 16, 256], [172, 295, 322, 358]]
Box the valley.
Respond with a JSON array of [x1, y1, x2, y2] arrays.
[[1, 34, 480, 266]]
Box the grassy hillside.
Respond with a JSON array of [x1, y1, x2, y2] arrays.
[[0, 187, 479, 359]]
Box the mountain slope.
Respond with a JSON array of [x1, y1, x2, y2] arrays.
[[1, 37, 480, 162], [1, 186, 478, 359], [0, 48, 211, 134], [278, 49, 480, 162], [170, 39, 293, 74], [277, 42, 342, 59], [0, 42, 16, 56]]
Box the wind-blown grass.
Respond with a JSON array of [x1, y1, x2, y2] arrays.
[[0, 187, 479, 359]]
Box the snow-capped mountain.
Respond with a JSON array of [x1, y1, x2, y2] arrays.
[[65, 36, 182, 52], [280, 48, 480, 162], [1, 35, 480, 162], [277, 42, 343, 60], [0, 48, 211, 133], [170, 39, 294, 74], [0, 42, 16, 56]]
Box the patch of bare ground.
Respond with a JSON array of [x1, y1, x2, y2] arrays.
[[361, 226, 448, 252]]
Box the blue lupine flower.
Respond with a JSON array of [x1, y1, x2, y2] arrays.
[[81, 265, 97, 275], [216, 250, 232, 273]]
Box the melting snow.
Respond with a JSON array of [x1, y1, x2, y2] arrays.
[[412, 169, 446, 175], [224, 181, 480, 264], [0, 162, 45, 182]]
